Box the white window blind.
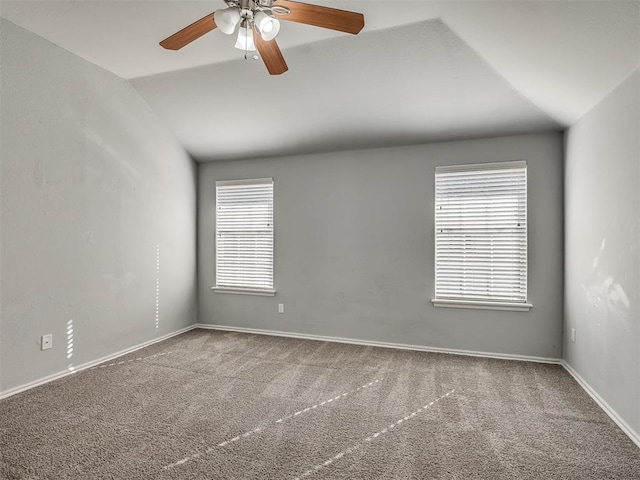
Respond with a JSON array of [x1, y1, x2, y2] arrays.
[[216, 178, 274, 292], [434, 161, 527, 304]]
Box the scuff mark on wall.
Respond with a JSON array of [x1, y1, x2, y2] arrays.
[[102, 272, 135, 289]]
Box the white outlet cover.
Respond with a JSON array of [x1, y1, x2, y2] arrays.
[[278, 304, 285, 314], [41, 334, 53, 350]]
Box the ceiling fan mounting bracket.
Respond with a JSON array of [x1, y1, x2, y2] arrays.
[[271, 5, 291, 15]]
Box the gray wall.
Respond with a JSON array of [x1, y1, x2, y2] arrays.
[[0, 20, 197, 393], [199, 133, 564, 359], [564, 70, 639, 436]]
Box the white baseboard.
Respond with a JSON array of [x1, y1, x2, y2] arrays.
[[0, 325, 197, 400], [561, 360, 640, 449], [195, 323, 563, 364]]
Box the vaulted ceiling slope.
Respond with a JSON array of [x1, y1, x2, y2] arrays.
[[2, 1, 638, 161], [132, 19, 561, 161]]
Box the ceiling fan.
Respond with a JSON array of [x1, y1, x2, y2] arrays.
[[160, 0, 365, 75]]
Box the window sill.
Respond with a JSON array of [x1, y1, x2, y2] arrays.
[[212, 287, 276, 296], [431, 299, 532, 312]]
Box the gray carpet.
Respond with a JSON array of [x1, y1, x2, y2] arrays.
[[1, 329, 639, 479]]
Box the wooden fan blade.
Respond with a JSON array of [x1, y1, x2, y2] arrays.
[[160, 13, 217, 50], [272, 0, 364, 34], [255, 30, 288, 75]]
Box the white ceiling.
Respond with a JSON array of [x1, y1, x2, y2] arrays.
[[2, 0, 639, 161], [132, 19, 559, 161]]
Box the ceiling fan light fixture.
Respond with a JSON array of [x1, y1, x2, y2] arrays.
[[254, 11, 280, 41], [214, 7, 241, 35], [234, 24, 256, 51]]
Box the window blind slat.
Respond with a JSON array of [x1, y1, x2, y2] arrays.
[[435, 162, 527, 303], [216, 179, 274, 290]]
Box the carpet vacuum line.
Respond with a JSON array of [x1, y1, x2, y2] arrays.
[[89, 351, 174, 370], [162, 377, 385, 470], [293, 389, 456, 479]]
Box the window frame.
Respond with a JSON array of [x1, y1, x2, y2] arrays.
[[212, 177, 276, 296], [431, 161, 532, 312]]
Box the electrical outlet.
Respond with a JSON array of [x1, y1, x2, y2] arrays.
[[570, 328, 576, 343], [278, 303, 285, 314], [41, 334, 53, 350]]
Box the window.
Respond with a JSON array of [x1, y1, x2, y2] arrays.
[[432, 161, 531, 311], [214, 178, 275, 295]]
